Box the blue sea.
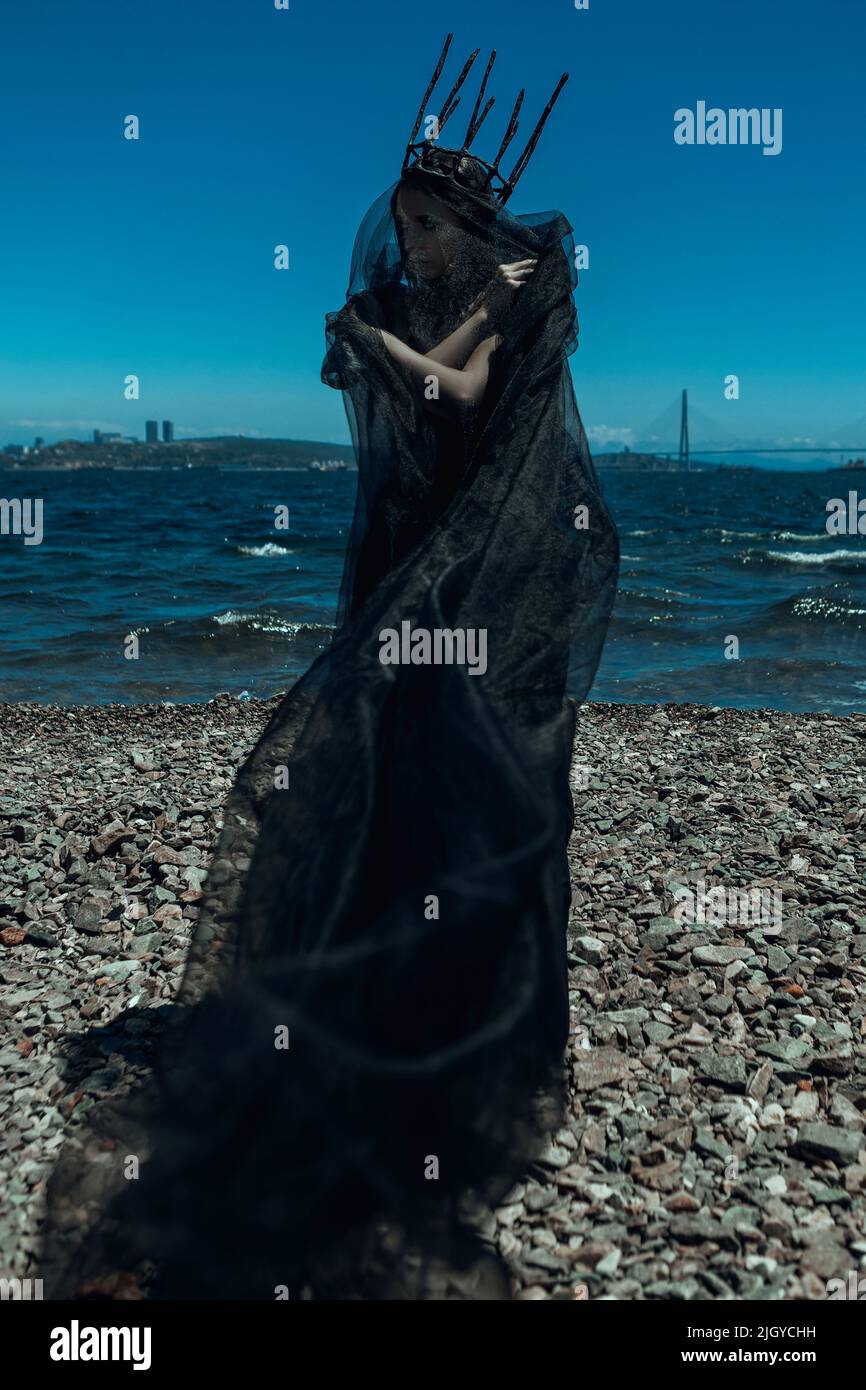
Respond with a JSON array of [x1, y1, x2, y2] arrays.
[[1, 463, 865, 712]]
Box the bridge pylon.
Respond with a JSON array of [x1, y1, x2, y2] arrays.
[[678, 389, 690, 471]]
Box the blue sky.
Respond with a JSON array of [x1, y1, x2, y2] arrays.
[[1, 0, 865, 453]]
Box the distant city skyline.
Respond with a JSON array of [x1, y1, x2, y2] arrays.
[[2, 0, 864, 454], [5, 420, 866, 474], [7, 406, 866, 466]]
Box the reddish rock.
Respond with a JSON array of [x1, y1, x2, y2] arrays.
[[91, 822, 133, 857]]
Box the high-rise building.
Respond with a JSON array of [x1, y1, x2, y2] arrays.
[[162, 420, 174, 443], [145, 420, 159, 444]]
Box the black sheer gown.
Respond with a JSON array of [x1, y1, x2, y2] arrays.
[[41, 149, 619, 1300]]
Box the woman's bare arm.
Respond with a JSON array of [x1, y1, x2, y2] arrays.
[[425, 259, 537, 368], [378, 328, 502, 409], [423, 306, 491, 369], [342, 258, 534, 413]]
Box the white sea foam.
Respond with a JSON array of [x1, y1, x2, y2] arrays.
[[237, 543, 294, 558], [213, 610, 332, 636], [766, 548, 866, 565], [773, 531, 825, 542], [719, 529, 823, 542]]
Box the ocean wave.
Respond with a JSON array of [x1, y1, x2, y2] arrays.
[[236, 543, 295, 558], [213, 610, 332, 637], [780, 594, 866, 625], [795, 598, 866, 616], [718, 529, 826, 543], [627, 527, 830, 545], [764, 548, 866, 566]]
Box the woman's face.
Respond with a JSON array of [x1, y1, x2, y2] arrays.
[[396, 184, 464, 282]]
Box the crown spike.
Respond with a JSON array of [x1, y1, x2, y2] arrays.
[[438, 95, 462, 135], [491, 89, 525, 171], [406, 32, 454, 155], [466, 96, 496, 150], [500, 72, 568, 204], [465, 49, 496, 146], [438, 47, 481, 131], [402, 39, 565, 209]]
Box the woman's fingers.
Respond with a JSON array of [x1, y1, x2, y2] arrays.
[[503, 269, 535, 288], [498, 259, 538, 290], [497, 269, 539, 291]]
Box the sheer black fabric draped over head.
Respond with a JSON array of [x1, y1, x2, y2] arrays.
[[40, 144, 619, 1299]]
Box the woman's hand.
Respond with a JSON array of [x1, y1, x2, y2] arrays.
[[472, 259, 538, 322], [343, 299, 376, 334]]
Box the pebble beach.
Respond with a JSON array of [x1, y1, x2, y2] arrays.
[[1, 697, 864, 1300]]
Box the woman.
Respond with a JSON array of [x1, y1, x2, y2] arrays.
[[43, 36, 619, 1300]]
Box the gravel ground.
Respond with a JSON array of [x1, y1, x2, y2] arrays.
[[1, 697, 864, 1300]]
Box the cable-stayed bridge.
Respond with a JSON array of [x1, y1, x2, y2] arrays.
[[624, 391, 866, 467]]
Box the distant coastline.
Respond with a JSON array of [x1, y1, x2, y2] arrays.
[[3, 437, 864, 473], [594, 450, 714, 472], [0, 436, 357, 471], [594, 450, 865, 473]]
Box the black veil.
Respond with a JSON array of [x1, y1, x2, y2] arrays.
[[40, 142, 619, 1298]]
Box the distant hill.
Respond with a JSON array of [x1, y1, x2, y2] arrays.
[[0, 435, 357, 470]]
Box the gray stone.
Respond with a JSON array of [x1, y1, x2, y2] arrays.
[[695, 1051, 747, 1090], [693, 946, 753, 967], [793, 1123, 863, 1168], [571, 935, 607, 966]]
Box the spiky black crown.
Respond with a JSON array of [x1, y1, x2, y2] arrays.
[[402, 34, 568, 208]]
